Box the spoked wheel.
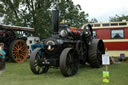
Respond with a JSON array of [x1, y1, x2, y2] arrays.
[[60, 48, 79, 77], [9, 39, 28, 63], [87, 39, 105, 68], [76, 41, 87, 65], [29, 48, 49, 74]]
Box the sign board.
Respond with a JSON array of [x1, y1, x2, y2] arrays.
[[103, 71, 109, 83], [102, 54, 110, 65]]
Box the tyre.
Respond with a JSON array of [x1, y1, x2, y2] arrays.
[[9, 39, 28, 63], [87, 39, 105, 68], [29, 48, 49, 74], [60, 48, 79, 77]]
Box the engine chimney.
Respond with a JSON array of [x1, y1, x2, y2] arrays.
[[52, 10, 59, 33]]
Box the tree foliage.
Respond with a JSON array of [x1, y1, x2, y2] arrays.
[[109, 14, 128, 22], [0, 0, 89, 38], [89, 18, 98, 23], [56, 0, 89, 28]]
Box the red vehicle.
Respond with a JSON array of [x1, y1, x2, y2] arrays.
[[88, 21, 128, 57]]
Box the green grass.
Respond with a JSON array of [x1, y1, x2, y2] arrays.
[[0, 61, 128, 85]]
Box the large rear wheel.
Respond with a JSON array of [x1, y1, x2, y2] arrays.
[[76, 41, 87, 65], [87, 39, 105, 68], [60, 48, 79, 77], [9, 39, 28, 63]]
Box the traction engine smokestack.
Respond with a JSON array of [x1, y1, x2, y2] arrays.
[[52, 10, 59, 33]]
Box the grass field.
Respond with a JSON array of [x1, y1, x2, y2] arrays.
[[0, 61, 128, 85]]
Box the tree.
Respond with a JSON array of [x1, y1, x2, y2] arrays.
[[0, 0, 89, 38], [89, 18, 98, 23], [109, 14, 128, 22], [55, 0, 89, 28], [0, 0, 52, 38]]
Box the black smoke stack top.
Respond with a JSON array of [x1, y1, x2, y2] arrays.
[[52, 10, 59, 33]]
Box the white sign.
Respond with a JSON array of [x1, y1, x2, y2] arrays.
[[102, 54, 110, 65]]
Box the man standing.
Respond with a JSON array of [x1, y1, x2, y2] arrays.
[[0, 43, 6, 74]]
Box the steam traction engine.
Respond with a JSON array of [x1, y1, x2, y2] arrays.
[[29, 10, 105, 77], [0, 25, 34, 63]]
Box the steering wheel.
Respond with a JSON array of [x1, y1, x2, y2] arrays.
[[82, 24, 93, 45], [82, 24, 93, 37]]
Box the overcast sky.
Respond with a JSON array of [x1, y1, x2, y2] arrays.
[[72, 0, 128, 22]]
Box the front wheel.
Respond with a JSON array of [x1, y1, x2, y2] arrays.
[[60, 48, 79, 77], [29, 48, 49, 74]]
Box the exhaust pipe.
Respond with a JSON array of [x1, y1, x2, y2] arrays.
[[52, 10, 59, 33]]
